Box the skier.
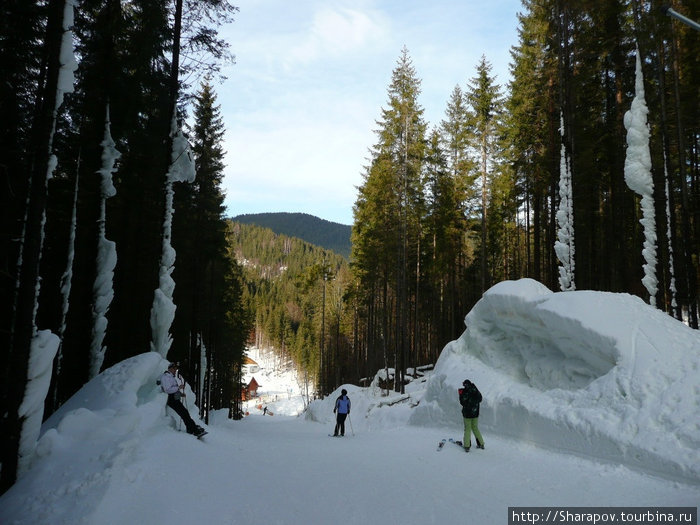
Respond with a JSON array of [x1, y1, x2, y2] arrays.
[[161, 363, 205, 437], [332, 389, 351, 436], [458, 379, 485, 452]]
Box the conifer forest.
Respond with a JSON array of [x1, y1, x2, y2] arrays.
[[0, 0, 698, 494]]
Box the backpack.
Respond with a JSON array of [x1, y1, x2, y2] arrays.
[[458, 383, 482, 418]]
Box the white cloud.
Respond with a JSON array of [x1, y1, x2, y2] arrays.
[[287, 7, 389, 65]]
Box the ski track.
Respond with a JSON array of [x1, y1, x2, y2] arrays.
[[87, 415, 699, 525]]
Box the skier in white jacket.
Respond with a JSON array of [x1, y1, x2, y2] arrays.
[[161, 363, 204, 437]]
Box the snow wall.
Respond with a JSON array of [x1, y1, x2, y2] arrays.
[[37, 353, 200, 467], [409, 278, 700, 484]]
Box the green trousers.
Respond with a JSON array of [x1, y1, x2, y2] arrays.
[[462, 417, 484, 448]]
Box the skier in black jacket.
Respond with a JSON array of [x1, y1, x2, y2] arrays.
[[458, 379, 485, 451]]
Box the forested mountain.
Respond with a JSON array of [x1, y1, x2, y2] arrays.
[[232, 212, 352, 259], [229, 222, 351, 395]]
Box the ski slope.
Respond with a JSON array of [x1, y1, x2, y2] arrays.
[[1, 280, 698, 524], [1, 407, 696, 525]]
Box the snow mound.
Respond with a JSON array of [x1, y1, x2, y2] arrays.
[[410, 278, 700, 483], [305, 373, 428, 433], [7, 353, 204, 523]]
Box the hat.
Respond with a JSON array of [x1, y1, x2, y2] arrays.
[[462, 379, 471, 386], [168, 362, 178, 369], [341, 389, 347, 395]]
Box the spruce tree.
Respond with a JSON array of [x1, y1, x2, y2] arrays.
[[352, 47, 426, 392], [171, 79, 235, 410], [465, 55, 504, 293], [424, 129, 468, 348]]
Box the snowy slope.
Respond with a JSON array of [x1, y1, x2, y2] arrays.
[[0, 279, 698, 525], [410, 279, 700, 483], [242, 347, 306, 417]]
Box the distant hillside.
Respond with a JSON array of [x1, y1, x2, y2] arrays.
[[231, 212, 352, 259]]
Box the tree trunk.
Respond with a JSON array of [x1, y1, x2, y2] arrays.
[[1, 0, 66, 494]]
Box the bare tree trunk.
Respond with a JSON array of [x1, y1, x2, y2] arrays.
[[669, 20, 698, 327]]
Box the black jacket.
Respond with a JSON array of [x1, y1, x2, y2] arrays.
[[459, 381, 482, 418]]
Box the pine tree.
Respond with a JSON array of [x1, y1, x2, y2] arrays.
[[352, 47, 427, 393], [1, 0, 76, 493], [171, 79, 240, 413], [424, 129, 469, 350], [0, 2, 46, 355], [465, 56, 504, 293], [506, 0, 557, 283], [440, 85, 476, 211]]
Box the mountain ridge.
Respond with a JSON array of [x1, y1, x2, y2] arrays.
[[231, 212, 351, 259]]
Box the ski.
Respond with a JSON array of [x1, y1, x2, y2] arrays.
[[437, 438, 464, 451], [196, 430, 208, 439]]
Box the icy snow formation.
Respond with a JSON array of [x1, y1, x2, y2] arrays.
[[56, 0, 78, 111], [150, 110, 195, 357], [410, 278, 700, 483], [555, 111, 575, 292], [624, 49, 658, 305], [18, 331, 60, 475]]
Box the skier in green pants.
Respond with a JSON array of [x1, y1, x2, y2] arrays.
[[458, 379, 485, 452]]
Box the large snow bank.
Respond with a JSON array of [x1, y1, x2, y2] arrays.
[[30, 353, 202, 488], [410, 278, 700, 483]]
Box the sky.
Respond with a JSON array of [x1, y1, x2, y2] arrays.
[[217, 0, 523, 226]]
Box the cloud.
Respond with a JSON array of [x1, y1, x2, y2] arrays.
[[287, 6, 389, 65]]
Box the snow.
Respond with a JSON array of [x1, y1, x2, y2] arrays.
[[1, 279, 698, 524], [555, 111, 575, 291], [55, 0, 77, 110], [97, 105, 119, 199], [17, 330, 60, 475], [150, 110, 195, 357], [412, 279, 700, 482], [89, 236, 116, 376], [167, 108, 196, 184], [242, 347, 306, 417], [150, 199, 178, 357], [90, 105, 120, 378], [624, 48, 658, 305]]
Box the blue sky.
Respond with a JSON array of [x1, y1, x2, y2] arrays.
[[218, 0, 522, 225]]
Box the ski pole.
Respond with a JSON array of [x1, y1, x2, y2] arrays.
[[348, 414, 354, 436]]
